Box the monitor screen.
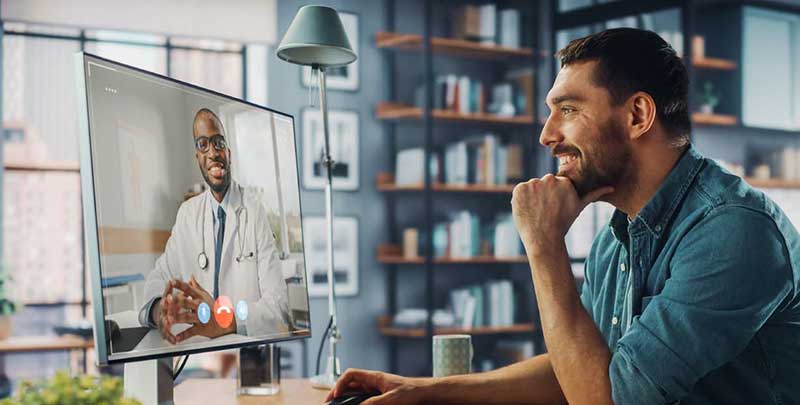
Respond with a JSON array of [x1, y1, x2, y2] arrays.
[[76, 53, 311, 364]]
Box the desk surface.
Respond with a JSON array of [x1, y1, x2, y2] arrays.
[[174, 378, 329, 404], [0, 335, 94, 353]]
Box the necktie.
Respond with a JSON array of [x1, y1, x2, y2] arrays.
[[214, 206, 226, 299]]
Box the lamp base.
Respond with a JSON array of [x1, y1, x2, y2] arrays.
[[310, 373, 337, 390]]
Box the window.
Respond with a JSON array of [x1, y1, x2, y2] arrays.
[[1, 21, 267, 386]]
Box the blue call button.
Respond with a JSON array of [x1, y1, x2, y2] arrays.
[[236, 300, 248, 321], [197, 302, 211, 324]]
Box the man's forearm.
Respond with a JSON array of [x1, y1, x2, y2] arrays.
[[423, 353, 566, 404], [528, 242, 612, 405]]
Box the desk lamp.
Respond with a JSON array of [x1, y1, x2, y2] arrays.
[[276, 5, 357, 390]]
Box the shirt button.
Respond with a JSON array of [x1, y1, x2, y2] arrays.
[[655, 224, 662, 232], [612, 316, 619, 326], [620, 263, 627, 272]]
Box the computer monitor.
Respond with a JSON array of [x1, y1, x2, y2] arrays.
[[75, 52, 311, 366]]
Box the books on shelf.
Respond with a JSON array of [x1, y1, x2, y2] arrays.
[[450, 279, 516, 328], [415, 73, 529, 117], [565, 202, 615, 258], [498, 9, 521, 48], [431, 211, 522, 260], [452, 4, 496, 44], [392, 308, 456, 328], [451, 4, 522, 49], [395, 147, 441, 185], [442, 134, 523, 186]]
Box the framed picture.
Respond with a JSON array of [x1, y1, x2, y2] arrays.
[[303, 216, 359, 297], [301, 11, 359, 91], [302, 108, 359, 191]]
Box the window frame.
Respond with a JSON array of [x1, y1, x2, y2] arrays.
[[0, 23, 250, 314]]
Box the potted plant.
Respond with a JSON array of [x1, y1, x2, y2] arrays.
[[0, 265, 17, 340], [0, 371, 141, 405], [698, 81, 719, 114]]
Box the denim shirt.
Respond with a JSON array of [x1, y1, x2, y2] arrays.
[[581, 146, 800, 404]]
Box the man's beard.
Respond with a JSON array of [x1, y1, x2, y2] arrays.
[[557, 118, 631, 198]]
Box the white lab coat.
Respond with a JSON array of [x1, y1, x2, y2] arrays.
[[140, 181, 291, 336]]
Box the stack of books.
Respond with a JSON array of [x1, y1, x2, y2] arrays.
[[394, 135, 523, 187], [431, 211, 523, 260], [451, 4, 522, 48], [450, 279, 516, 329], [443, 134, 523, 186], [414, 73, 531, 117]]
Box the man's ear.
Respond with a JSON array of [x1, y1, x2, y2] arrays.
[[627, 91, 656, 140]]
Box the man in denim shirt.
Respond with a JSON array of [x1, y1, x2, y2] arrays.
[[328, 28, 800, 404]]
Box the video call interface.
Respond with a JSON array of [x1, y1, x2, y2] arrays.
[[82, 54, 310, 362]]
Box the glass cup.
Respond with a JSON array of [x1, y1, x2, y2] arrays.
[[238, 344, 281, 396]]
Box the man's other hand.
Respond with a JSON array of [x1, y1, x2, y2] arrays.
[[325, 369, 430, 405]]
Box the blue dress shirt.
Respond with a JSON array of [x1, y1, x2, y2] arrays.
[[581, 146, 800, 404]]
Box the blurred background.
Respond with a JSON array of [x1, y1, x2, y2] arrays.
[[0, 0, 798, 398]]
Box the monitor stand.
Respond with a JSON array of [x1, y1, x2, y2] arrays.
[[124, 357, 174, 405]]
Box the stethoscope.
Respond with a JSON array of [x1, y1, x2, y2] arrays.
[[197, 185, 256, 271]]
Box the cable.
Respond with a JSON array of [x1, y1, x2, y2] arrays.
[[173, 355, 189, 379], [315, 315, 334, 376]]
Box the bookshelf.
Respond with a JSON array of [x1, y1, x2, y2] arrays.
[[377, 244, 528, 265], [377, 172, 516, 194], [692, 57, 737, 71], [376, 102, 535, 125], [378, 316, 537, 338], [745, 178, 800, 190], [376, 31, 536, 60], [692, 112, 738, 126], [379, 0, 546, 375]]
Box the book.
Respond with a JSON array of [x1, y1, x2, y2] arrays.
[[395, 147, 425, 185], [499, 9, 521, 48], [403, 228, 419, 258], [478, 4, 497, 45]]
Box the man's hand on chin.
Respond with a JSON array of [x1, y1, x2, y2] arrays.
[[511, 174, 613, 257]]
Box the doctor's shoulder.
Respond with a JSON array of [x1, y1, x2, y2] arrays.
[[173, 192, 206, 225]]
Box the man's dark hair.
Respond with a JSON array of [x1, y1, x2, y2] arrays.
[[557, 28, 691, 146]]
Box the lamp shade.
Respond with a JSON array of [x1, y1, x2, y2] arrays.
[[276, 5, 357, 67]]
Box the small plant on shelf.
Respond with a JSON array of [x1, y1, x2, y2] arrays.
[[698, 81, 719, 114]]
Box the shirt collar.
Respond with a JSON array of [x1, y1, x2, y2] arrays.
[[610, 146, 706, 241], [208, 181, 239, 219]]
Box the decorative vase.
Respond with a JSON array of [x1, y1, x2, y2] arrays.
[[700, 104, 714, 114], [0, 316, 11, 340]]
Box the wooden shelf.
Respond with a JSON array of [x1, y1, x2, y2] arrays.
[[692, 112, 737, 126], [0, 335, 94, 353], [378, 316, 536, 338], [377, 181, 516, 194], [377, 244, 527, 265], [376, 31, 536, 60], [377, 102, 535, 125], [745, 178, 800, 189], [692, 57, 737, 71]]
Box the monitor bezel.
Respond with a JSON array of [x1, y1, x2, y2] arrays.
[[75, 51, 312, 366]]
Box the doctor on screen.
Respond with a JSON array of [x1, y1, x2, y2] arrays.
[[138, 108, 291, 344]]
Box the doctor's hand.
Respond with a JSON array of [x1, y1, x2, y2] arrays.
[[169, 276, 236, 342], [511, 174, 613, 256], [154, 280, 180, 344]]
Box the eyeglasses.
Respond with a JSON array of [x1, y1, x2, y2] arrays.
[[195, 134, 228, 153]]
